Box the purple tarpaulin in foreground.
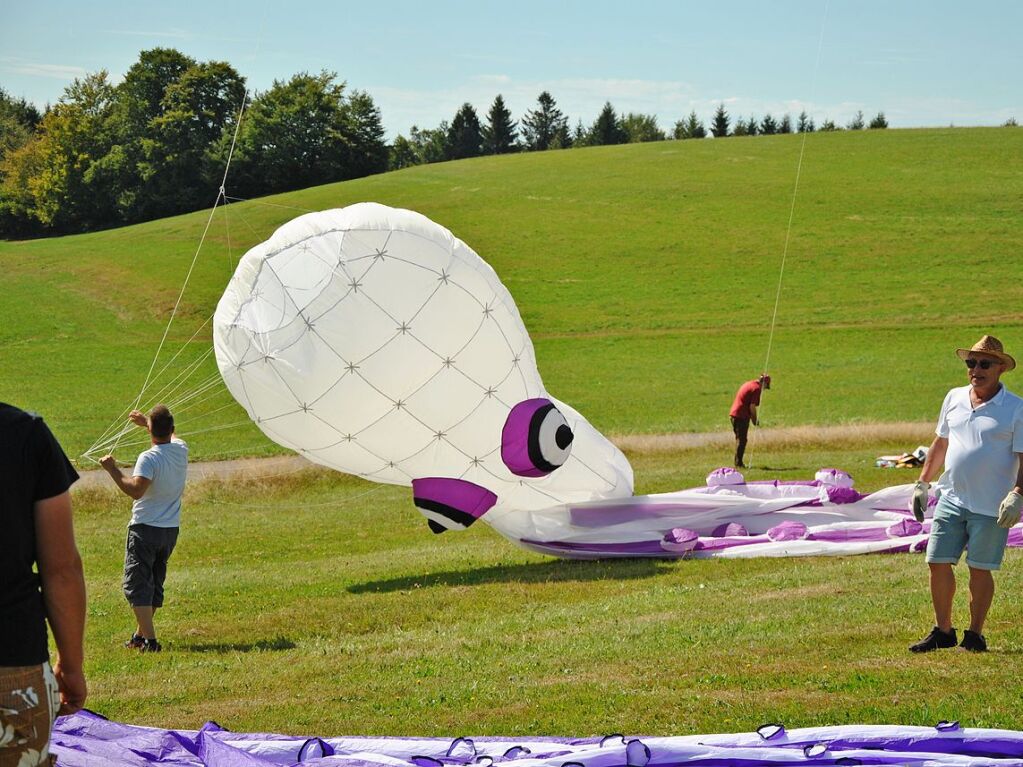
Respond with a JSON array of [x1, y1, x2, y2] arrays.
[[52, 711, 1023, 766]]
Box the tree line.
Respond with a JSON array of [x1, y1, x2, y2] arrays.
[[0, 46, 931, 237], [0, 48, 388, 236], [390, 94, 895, 169]]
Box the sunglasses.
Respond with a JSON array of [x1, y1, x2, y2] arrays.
[[965, 358, 999, 370]]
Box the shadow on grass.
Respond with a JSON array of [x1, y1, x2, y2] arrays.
[[347, 557, 670, 593], [180, 636, 296, 653]]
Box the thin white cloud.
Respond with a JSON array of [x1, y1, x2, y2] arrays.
[[0, 57, 88, 81]]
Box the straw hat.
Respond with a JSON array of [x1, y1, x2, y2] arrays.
[[955, 335, 1016, 371]]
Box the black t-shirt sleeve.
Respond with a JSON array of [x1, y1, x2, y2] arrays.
[[31, 417, 79, 500]]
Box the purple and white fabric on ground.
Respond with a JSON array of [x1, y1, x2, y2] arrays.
[[51, 711, 1023, 766], [489, 468, 1023, 560]]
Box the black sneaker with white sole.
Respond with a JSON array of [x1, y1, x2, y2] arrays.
[[909, 626, 958, 653]]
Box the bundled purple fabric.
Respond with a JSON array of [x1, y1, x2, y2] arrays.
[[52, 712, 1023, 766], [506, 469, 1023, 560]]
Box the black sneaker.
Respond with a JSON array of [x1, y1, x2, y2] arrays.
[[960, 629, 987, 653], [124, 633, 145, 650], [909, 626, 958, 653], [139, 638, 162, 653]]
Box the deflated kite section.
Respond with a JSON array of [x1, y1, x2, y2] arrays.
[[52, 711, 1023, 766]]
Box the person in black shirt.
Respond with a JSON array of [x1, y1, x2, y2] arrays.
[[1, 403, 87, 766]]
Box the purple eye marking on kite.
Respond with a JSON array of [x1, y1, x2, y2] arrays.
[[660, 527, 699, 553], [501, 398, 573, 477], [767, 521, 809, 542], [412, 478, 497, 533]]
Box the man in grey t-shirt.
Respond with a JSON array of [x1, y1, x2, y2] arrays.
[[100, 404, 188, 653]]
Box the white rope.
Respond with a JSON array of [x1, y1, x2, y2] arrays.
[[762, 0, 830, 377], [748, 0, 830, 469]]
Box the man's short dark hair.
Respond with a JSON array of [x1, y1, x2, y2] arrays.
[[149, 405, 174, 439]]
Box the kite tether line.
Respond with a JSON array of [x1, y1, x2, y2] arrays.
[[748, 1, 830, 466], [85, 3, 272, 463]]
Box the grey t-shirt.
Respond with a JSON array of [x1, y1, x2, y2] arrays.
[[131, 437, 188, 527]]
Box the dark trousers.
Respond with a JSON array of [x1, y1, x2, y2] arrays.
[[731, 416, 750, 467]]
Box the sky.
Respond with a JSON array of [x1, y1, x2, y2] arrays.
[[2, 1, 1021, 139]]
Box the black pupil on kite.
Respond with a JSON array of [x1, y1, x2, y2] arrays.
[[555, 424, 574, 450]]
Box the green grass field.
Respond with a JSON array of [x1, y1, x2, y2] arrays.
[[74, 446, 1023, 734], [4, 127, 1023, 737], [1, 127, 1021, 463]]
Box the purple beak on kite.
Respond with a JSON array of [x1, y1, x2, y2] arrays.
[[412, 478, 498, 534], [502, 398, 574, 477]]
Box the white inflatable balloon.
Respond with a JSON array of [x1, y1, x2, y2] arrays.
[[213, 203, 633, 536]]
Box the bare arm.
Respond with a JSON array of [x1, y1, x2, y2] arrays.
[[34, 491, 87, 713], [918, 436, 948, 483], [749, 403, 758, 427], [98, 456, 152, 500], [1015, 453, 1023, 494]]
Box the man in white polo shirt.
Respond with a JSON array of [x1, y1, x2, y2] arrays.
[[909, 335, 1023, 653], [100, 405, 188, 653]]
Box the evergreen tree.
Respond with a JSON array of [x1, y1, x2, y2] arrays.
[[710, 103, 730, 137], [778, 114, 793, 134], [819, 119, 840, 132], [760, 113, 777, 135], [521, 91, 568, 151], [745, 115, 758, 136], [732, 119, 749, 137], [685, 111, 706, 138], [847, 110, 865, 130], [797, 110, 815, 133], [868, 111, 889, 129], [572, 119, 588, 146], [445, 103, 483, 160], [482, 94, 517, 154]]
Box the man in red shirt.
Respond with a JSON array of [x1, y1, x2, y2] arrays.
[[729, 374, 771, 468]]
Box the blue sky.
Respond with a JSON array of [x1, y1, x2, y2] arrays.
[[2, 1, 1020, 138]]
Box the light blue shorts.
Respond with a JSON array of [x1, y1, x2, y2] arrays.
[[925, 495, 1009, 571]]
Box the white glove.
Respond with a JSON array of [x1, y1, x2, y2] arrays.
[[910, 480, 930, 523], [997, 491, 1023, 529]]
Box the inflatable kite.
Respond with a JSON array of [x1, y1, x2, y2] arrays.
[[51, 711, 1023, 766], [212, 203, 1020, 559]]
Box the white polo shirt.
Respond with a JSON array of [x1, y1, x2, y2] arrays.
[[935, 384, 1023, 516]]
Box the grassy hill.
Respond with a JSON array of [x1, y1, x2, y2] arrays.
[[8, 128, 1023, 736], [1, 127, 1021, 462]]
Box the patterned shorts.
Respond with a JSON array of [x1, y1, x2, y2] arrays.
[[0, 663, 58, 767]]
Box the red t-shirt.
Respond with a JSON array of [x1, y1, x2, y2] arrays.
[[729, 380, 762, 419]]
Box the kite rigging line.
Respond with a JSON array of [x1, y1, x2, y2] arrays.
[[762, 1, 831, 379], [744, 2, 830, 468], [85, 2, 271, 462]]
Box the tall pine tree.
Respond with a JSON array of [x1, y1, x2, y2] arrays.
[[446, 103, 483, 160], [482, 94, 517, 154], [710, 103, 730, 137], [521, 91, 568, 151]]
